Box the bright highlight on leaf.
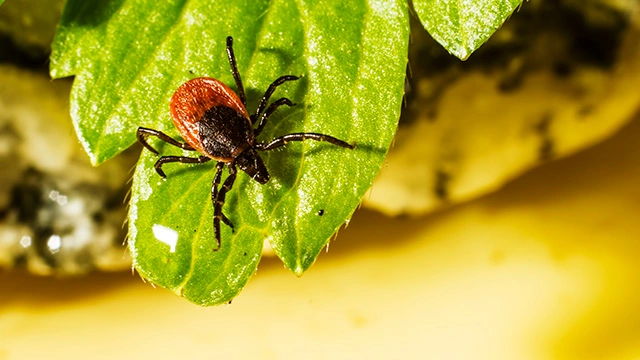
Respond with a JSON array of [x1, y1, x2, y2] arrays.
[[51, 0, 409, 305], [412, 0, 523, 60], [152, 224, 178, 253]]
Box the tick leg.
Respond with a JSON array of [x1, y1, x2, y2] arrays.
[[253, 97, 295, 137], [256, 133, 355, 151], [154, 155, 210, 178], [221, 214, 234, 231], [212, 163, 237, 251], [211, 162, 235, 234], [254, 75, 299, 124], [137, 127, 194, 155], [226, 36, 246, 107]]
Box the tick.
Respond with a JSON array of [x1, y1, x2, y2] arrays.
[[137, 36, 354, 250]]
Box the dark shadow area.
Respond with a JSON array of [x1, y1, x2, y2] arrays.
[[60, 0, 128, 27], [0, 270, 140, 309], [0, 35, 49, 71]]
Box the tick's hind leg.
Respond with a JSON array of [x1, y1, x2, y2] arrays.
[[257, 132, 355, 151], [211, 162, 238, 251], [212, 162, 235, 232], [154, 155, 210, 178], [137, 127, 195, 155]]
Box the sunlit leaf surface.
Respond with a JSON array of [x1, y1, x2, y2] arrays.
[[412, 0, 522, 60]]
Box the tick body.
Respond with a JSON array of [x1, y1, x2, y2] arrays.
[[170, 78, 250, 162], [137, 36, 354, 250]]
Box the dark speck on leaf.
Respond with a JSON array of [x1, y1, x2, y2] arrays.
[[317, 209, 325, 216]]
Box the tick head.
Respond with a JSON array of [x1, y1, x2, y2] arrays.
[[236, 148, 269, 184]]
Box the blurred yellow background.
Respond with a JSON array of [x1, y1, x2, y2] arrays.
[[2, 1, 640, 358], [2, 114, 639, 359]]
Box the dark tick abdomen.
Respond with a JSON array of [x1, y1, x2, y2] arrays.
[[198, 105, 254, 160]]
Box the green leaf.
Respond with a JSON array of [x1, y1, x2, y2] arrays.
[[0, 1, 5, 7], [129, 154, 265, 305], [52, 0, 408, 305], [412, 0, 522, 60], [50, 0, 193, 165]]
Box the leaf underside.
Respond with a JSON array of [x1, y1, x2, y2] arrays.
[[51, 0, 409, 305]]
